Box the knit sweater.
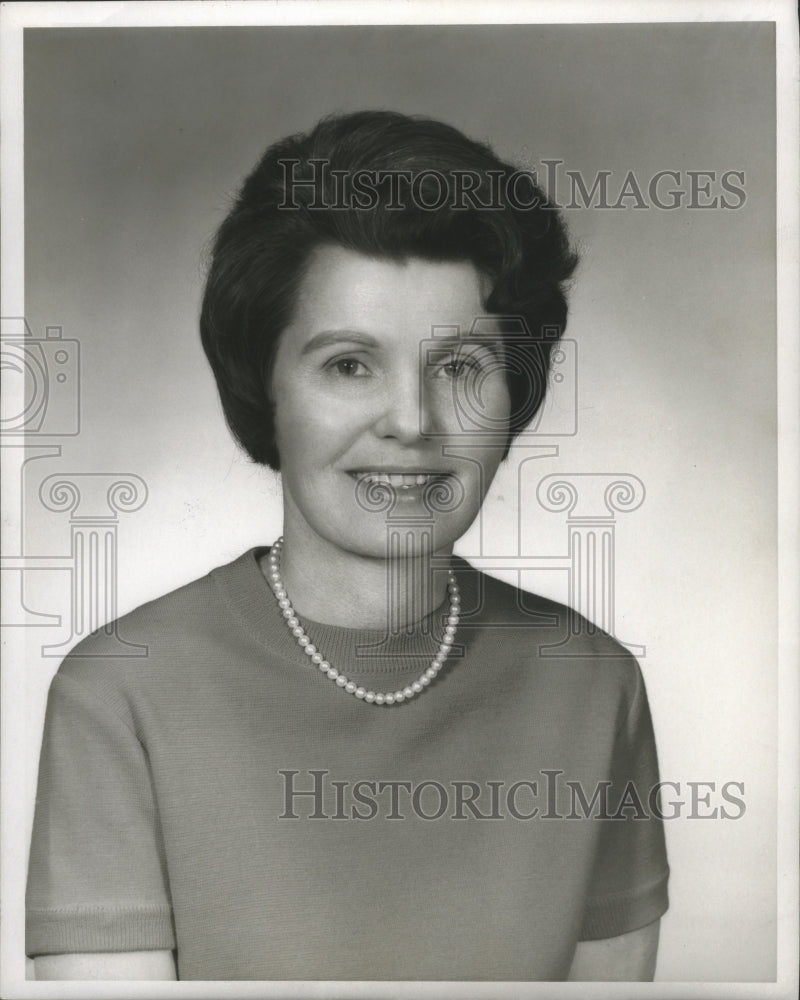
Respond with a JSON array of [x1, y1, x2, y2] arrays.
[[26, 548, 669, 980]]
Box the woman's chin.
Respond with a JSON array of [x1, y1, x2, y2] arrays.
[[301, 518, 464, 562]]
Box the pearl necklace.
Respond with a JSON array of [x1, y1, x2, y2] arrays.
[[266, 537, 460, 705]]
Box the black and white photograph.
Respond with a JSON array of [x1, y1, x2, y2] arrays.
[[1, 1, 797, 996]]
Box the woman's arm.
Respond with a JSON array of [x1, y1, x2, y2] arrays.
[[34, 950, 177, 981], [567, 918, 660, 981]]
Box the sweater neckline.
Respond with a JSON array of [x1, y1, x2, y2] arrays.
[[212, 547, 476, 680]]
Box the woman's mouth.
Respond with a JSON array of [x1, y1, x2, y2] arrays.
[[347, 471, 447, 490]]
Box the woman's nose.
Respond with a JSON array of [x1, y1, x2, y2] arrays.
[[373, 369, 437, 444]]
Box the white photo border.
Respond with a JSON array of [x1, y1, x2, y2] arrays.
[[1, 2, 797, 998]]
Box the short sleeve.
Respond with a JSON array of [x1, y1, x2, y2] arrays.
[[578, 661, 670, 940], [26, 671, 176, 956]]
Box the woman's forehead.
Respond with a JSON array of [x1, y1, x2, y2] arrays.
[[292, 245, 490, 332]]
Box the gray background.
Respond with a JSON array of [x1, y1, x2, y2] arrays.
[[22, 24, 776, 981]]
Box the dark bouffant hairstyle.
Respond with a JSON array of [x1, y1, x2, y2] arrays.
[[200, 111, 578, 469]]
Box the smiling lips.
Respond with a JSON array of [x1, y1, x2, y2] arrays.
[[348, 471, 447, 489]]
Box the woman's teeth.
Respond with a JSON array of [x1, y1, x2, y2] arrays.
[[352, 472, 439, 488]]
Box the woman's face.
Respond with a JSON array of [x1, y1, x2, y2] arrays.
[[270, 245, 511, 559]]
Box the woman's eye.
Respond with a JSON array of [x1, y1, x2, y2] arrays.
[[437, 354, 479, 379], [330, 357, 368, 377]]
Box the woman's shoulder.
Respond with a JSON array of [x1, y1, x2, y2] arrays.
[[69, 547, 259, 645], [54, 547, 264, 689], [455, 555, 643, 693]]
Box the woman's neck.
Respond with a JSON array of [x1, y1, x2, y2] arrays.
[[267, 527, 453, 630]]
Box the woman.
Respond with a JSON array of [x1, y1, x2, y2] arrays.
[[27, 111, 669, 981]]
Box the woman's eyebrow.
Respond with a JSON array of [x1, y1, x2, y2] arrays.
[[300, 330, 379, 355], [431, 335, 505, 357]]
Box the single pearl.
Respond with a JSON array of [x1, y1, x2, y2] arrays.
[[291, 625, 304, 638], [327, 667, 339, 680], [411, 681, 423, 694], [355, 687, 366, 699], [345, 682, 357, 694], [336, 675, 348, 687], [404, 686, 415, 698], [365, 692, 376, 703], [383, 694, 395, 705]]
